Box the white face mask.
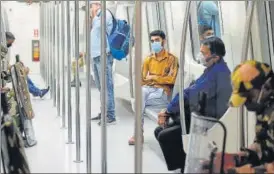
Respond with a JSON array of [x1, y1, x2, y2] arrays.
[[197, 52, 207, 66]]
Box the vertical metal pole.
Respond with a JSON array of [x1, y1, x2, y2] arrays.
[[51, 2, 55, 100], [44, 3, 48, 84], [74, 0, 82, 163], [40, 3, 43, 79], [100, 0, 107, 172], [39, 3, 42, 78], [61, 1, 66, 128], [57, 1, 61, 116], [134, 0, 143, 173], [47, 3, 50, 88], [239, 1, 256, 148], [66, 1, 73, 144], [85, 0, 92, 173], [53, 2, 57, 107], [49, 3, 52, 97], [0, 2, 2, 173], [126, 6, 134, 98], [46, 3, 49, 86], [179, 1, 191, 135]]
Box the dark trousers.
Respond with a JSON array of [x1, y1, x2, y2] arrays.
[[1, 93, 9, 114], [154, 122, 186, 171]]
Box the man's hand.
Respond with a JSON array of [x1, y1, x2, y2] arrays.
[[157, 110, 168, 126], [146, 75, 157, 80]]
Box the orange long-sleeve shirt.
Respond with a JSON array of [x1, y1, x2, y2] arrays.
[[142, 50, 179, 96]]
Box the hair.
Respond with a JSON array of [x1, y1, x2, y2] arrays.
[[198, 25, 213, 36], [149, 30, 166, 40], [201, 36, 226, 58], [5, 31, 15, 40]]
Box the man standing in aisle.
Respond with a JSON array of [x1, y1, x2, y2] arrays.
[[89, 1, 116, 125]]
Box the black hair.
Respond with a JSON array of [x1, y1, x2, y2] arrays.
[[5, 31, 15, 40], [201, 36, 226, 58], [149, 30, 166, 40], [198, 25, 213, 36]]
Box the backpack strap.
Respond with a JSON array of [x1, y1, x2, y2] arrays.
[[97, 9, 117, 36]]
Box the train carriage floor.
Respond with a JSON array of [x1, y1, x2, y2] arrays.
[[24, 73, 171, 173]]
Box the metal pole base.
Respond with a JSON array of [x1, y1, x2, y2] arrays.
[[74, 160, 83, 163], [66, 141, 74, 144]]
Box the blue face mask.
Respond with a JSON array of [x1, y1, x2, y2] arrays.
[[151, 41, 163, 53]]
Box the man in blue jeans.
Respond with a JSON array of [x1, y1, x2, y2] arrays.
[[89, 1, 116, 125], [25, 67, 49, 98]]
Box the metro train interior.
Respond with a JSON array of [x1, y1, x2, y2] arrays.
[[0, 0, 274, 173]]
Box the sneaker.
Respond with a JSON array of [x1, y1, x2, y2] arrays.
[[98, 117, 116, 126], [39, 86, 50, 98], [91, 113, 101, 121]]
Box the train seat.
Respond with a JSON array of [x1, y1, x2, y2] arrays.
[[144, 71, 193, 123]]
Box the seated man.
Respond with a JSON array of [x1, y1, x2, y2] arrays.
[[71, 52, 85, 87], [128, 30, 179, 145], [25, 67, 49, 98], [154, 36, 232, 173]]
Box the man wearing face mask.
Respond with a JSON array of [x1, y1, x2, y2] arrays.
[[128, 30, 179, 145], [226, 60, 274, 173], [199, 25, 214, 41], [154, 36, 231, 173], [196, 25, 214, 64], [89, 1, 117, 125]]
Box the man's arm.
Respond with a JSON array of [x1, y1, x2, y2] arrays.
[[166, 93, 180, 114], [166, 70, 218, 114], [106, 10, 113, 35], [151, 56, 179, 85], [141, 57, 152, 84]]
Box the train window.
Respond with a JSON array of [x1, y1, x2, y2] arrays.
[[190, 1, 222, 63]]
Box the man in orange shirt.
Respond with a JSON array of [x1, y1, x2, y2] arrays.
[[128, 30, 179, 145]]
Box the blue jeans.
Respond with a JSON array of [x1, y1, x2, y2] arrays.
[[27, 77, 40, 96], [92, 54, 115, 120]]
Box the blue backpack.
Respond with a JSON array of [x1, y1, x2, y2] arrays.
[[98, 10, 134, 60]]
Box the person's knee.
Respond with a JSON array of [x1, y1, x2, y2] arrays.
[[154, 126, 163, 140]]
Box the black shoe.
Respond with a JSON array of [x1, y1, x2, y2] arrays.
[[71, 79, 82, 87], [91, 113, 101, 121], [98, 117, 116, 126], [40, 86, 50, 98]]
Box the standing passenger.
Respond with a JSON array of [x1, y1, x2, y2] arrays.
[[128, 30, 179, 145], [89, 1, 116, 125], [197, 1, 221, 38], [198, 25, 214, 41]]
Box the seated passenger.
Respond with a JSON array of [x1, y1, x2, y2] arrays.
[[154, 36, 232, 173], [128, 30, 179, 145], [71, 52, 85, 87], [227, 60, 274, 173], [25, 67, 49, 98]]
